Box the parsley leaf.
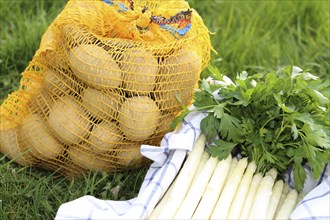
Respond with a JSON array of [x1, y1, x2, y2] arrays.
[[218, 113, 243, 141], [201, 115, 219, 140], [208, 139, 238, 160], [174, 65, 330, 192]]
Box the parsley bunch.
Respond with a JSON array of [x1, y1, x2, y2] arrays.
[[173, 65, 330, 191]]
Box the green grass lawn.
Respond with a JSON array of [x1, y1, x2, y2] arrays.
[[1, 0, 329, 219]]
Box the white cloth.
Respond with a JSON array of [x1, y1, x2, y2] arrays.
[[55, 111, 329, 220], [291, 176, 330, 220]]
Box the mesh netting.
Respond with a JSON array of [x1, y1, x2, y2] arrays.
[[0, 0, 212, 177]]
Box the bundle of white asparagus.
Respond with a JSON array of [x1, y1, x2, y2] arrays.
[[148, 134, 301, 220]]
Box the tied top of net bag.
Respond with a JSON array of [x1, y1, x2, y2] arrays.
[[0, 0, 212, 177]]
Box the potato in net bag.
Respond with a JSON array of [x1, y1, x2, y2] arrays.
[[0, 0, 212, 177]]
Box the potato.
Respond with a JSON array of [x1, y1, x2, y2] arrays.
[[44, 70, 62, 91], [121, 49, 158, 95], [116, 144, 147, 167], [118, 96, 161, 141], [157, 113, 175, 134], [26, 86, 54, 118], [68, 143, 114, 172], [68, 44, 122, 89], [61, 23, 97, 46], [48, 96, 91, 145], [154, 88, 195, 113], [151, 42, 177, 57], [43, 50, 67, 69], [89, 121, 122, 154], [82, 87, 121, 120], [0, 121, 34, 166], [157, 47, 201, 87], [44, 70, 82, 97], [155, 48, 201, 112], [102, 38, 134, 63], [21, 114, 63, 160]]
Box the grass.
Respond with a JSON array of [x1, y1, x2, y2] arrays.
[[0, 0, 67, 102], [0, 0, 329, 219], [0, 158, 148, 219], [189, 0, 330, 79], [1, 167, 69, 219]]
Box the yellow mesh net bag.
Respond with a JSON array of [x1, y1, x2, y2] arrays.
[[0, 0, 212, 177]]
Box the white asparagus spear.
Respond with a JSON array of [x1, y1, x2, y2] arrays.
[[239, 173, 263, 219], [266, 179, 284, 219], [191, 154, 232, 220], [248, 174, 276, 219], [227, 160, 257, 219], [191, 151, 210, 184], [296, 191, 307, 206], [266, 168, 278, 180], [210, 157, 248, 220], [274, 181, 290, 216], [225, 156, 238, 184], [156, 134, 206, 219], [148, 175, 179, 219], [149, 151, 207, 219], [174, 156, 218, 219], [275, 189, 298, 220]]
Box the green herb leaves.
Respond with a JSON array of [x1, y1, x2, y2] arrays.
[[174, 65, 330, 191]]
